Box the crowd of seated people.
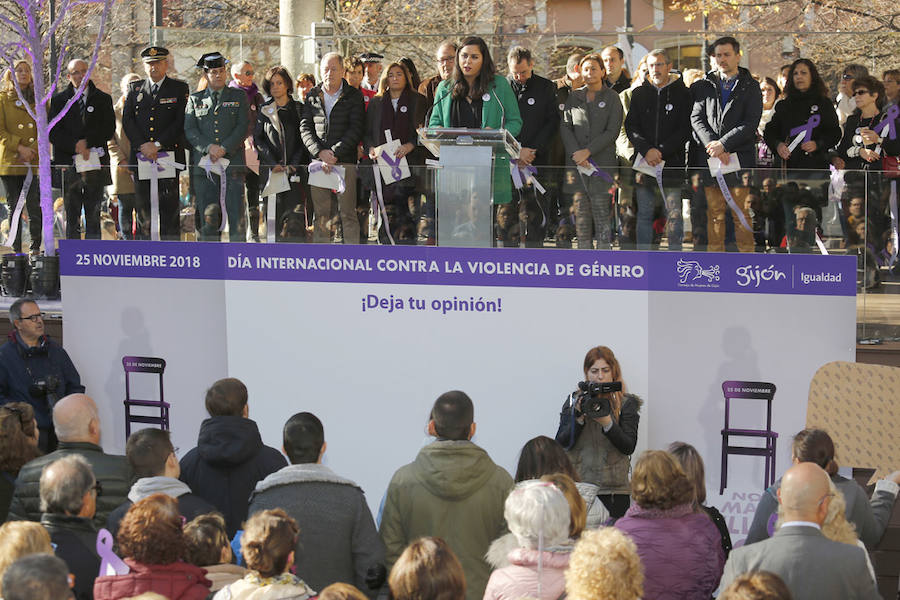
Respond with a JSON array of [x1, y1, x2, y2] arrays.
[[2, 35, 897, 252], [0, 381, 898, 599]]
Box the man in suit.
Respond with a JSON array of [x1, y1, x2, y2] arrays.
[[720, 462, 881, 600], [184, 52, 248, 242], [122, 46, 189, 240], [49, 59, 115, 239]]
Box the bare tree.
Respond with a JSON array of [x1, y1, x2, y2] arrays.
[[0, 0, 114, 254]]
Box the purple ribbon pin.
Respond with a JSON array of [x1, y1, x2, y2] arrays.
[[874, 105, 899, 140], [96, 528, 130, 576]]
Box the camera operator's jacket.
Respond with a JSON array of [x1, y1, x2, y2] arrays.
[[556, 393, 642, 495], [0, 331, 84, 429]]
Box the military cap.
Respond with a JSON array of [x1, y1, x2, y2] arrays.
[[358, 52, 384, 63], [140, 46, 170, 63], [197, 52, 226, 70]]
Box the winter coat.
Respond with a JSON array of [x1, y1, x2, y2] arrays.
[[41, 513, 100, 600], [180, 416, 287, 536], [483, 547, 570, 600], [689, 67, 763, 173], [247, 463, 385, 597], [427, 74, 523, 204], [364, 91, 427, 167], [300, 80, 366, 164], [379, 440, 514, 600], [509, 73, 560, 166], [763, 90, 841, 170], [615, 503, 725, 600], [105, 476, 217, 539], [625, 74, 692, 181], [560, 85, 624, 171], [0, 89, 39, 176], [8, 441, 133, 528], [49, 80, 116, 185], [205, 563, 248, 593], [745, 474, 898, 548], [0, 331, 84, 429], [93, 559, 211, 600], [108, 95, 134, 195], [254, 97, 306, 189], [213, 572, 315, 600], [835, 110, 900, 171]]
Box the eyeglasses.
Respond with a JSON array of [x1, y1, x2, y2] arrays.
[[853, 90, 870, 96], [91, 481, 103, 496], [243, 70, 254, 76], [437, 57, 455, 64], [17, 312, 44, 322]]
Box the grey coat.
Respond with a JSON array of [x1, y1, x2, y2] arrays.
[[247, 464, 384, 598], [559, 86, 624, 170], [720, 525, 880, 600]]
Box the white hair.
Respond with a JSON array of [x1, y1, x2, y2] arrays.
[[505, 479, 571, 549], [231, 60, 251, 76]]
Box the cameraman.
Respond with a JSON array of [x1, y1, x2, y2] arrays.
[[0, 298, 84, 452], [555, 346, 642, 519]]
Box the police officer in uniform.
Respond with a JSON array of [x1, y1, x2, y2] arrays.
[[122, 46, 189, 240], [184, 52, 249, 241]]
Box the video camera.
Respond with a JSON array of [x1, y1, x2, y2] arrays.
[[29, 374, 60, 408], [576, 380, 622, 419]]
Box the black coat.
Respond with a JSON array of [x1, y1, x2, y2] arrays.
[[179, 416, 287, 536], [122, 76, 189, 168], [509, 73, 560, 166], [49, 81, 115, 185], [300, 81, 366, 164], [253, 97, 306, 187], [41, 513, 100, 600], [689, 67, 763, 171], [625, 76, 692, 177], [363, 91, 427, 166], [836, 110, 900, 171], [763, 91, 840, 170]]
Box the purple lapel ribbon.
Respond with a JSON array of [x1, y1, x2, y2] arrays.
[[96, 528, 130, 576], [202, 159, 229, 232], [2, 164, 32, 248], [380, 149, 404, 182], [874, 105, 899, 140], [309, 160, 346, 194], [587, 159, 615, 184]]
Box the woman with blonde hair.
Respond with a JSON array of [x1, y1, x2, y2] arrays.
[[0, 521, 53, 597], [614, 450, 724, 600], [565, 527, 643, 600], [388, 537, 465, 600]]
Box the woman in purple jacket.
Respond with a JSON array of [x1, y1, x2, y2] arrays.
[[614, 451, 725, 600]]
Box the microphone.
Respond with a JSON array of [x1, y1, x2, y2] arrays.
[[491, 86, 506, 131]]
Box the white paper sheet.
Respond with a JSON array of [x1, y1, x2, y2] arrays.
[[308, 164, 346, 191], [261, 169, 290, 197], [707, 154, 741, 175], [74, 149, 102, 173]]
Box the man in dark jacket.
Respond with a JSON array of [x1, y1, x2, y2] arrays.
[[106, 427, 214, 538], [507, 46, 560, 248], [0, 298, 84, 452], [689, 36, 762, 252], [300, 51, 366, 244], [49, 59, 115, 240], [179, 378, 286, 536], [39, 454, 100, 600], [601, 46, 631, 93], [248, 412, 384, 597], [625, 49, 692, 251], [7, 393, 133, 527]]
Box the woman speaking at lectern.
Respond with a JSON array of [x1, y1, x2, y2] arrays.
[[427, 36, 521, 207], [556, 346, 642, 519]]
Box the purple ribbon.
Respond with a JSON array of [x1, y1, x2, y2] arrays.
[[380, 150, 404, 182], [874, 105, 899, 140], [137, 152, 167, 241], [788, 114, 821, 150], [371, 164, 395, 245], [96, 528, 130, 576], [309, 160, 346, 194], [2, 164, 32, 248], [890, 180, 898, 266], [587, 159, 615, 184], [714, 171, 753, 233]]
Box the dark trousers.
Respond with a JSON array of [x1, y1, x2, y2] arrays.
[[1, 174, 41, 252], [134, 174, 181, 240], [62, 170, 104, 239], [245, 169, 260, 240]]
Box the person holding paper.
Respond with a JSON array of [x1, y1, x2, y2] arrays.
[[559, 53, 623, 249], [0, 60, 42, 254], [49, 59, 115, 240], [364, 61, 426, 244], [301, 52, 366, 244], [625, 49, 692, 251], [122, 46, 190, 241], [184, 52, 249, 242], [255, 65, 307, 242], [689, 36, 762, 253]]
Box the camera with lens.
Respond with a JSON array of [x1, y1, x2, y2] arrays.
[[576, 380, 623, 419], [29, 374, 60, 407]]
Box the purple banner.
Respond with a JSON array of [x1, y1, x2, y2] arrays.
[[59, 240, 856, 296]]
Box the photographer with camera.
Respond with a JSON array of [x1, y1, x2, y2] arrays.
[[0, 298, 84, 452], [555, 346, 642, 519]]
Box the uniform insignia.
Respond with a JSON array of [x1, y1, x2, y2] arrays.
[[160, 97, 177, 104]]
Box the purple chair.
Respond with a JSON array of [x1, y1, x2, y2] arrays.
[[720, 381, 777, 494], [123, 356, 168, 438]]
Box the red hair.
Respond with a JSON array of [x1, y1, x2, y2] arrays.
[[117, 494, 185, 565]]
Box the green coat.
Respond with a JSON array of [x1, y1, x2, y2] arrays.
[[184, 86, 249, 167], [428, 74, 522, 204], [0, 91, 39, 176], [379, 440, 513, 600]]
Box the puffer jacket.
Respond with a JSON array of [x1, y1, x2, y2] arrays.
[[180, 416, 286, 537], [625, 74, 692, 179], [379, 440, 514, 600], [7, 441, 133, 528], [300, 80, 365, 164], [93, 559, 211, 600], [615, 503, 725, 600], [483, 547, 570, 600]]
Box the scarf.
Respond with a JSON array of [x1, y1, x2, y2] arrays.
[[380, 88, 412, 146]]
